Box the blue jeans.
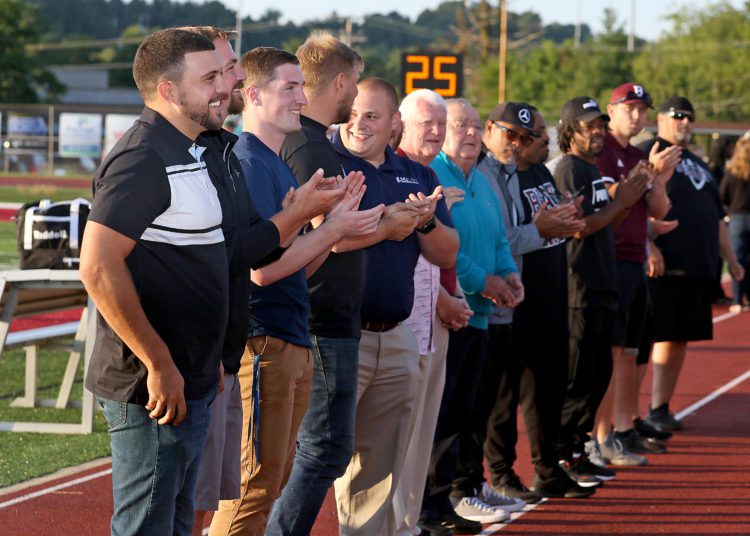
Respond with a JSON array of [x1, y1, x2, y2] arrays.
[[265, 336, 359, 536], [729, 214, 750, 305], [99, 390, 214, 536]]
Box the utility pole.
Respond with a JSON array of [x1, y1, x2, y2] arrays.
[[574, 0, 582, 48], [235, 0, 243, 55], [627, 0, 636, 52], [498, 0, 507, 103]]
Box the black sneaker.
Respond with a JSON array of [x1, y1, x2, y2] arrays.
[[614, 428, 667, 454], [495, 473, 542, 503], [416, 519, 454, 536], [558, 459, 603, 488], [532, 476, 597, 499], [645, 403, 683, 431], [575, 452, 616, 481], [421, 512, 482, 534], [635, 417, 673, 441]]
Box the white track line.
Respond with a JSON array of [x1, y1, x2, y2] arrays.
[[0, 468, 112, 509], [483, 308, 747, 533]]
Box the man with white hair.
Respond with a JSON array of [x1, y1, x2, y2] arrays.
[[390, 89, 473, 536]]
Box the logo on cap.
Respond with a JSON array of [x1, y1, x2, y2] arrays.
[[583, 99, 598, 110], [634, 85, 644, 97], [518, 109, 531, 124]]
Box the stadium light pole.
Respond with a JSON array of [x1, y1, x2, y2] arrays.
[[498, 0, 507, 102], [235, 0, 243, 55]]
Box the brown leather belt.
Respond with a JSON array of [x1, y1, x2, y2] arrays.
[[362, 321, 399, 332]]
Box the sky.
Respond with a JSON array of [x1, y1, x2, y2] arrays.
[[222, 0, 746, 41]]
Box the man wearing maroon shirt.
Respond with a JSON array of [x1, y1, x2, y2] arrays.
[[592, 83, 680, 463]]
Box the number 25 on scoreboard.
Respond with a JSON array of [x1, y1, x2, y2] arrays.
[[401, 53, 464, 98]]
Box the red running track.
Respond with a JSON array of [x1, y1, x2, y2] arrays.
[[1, 307, 748, 535]]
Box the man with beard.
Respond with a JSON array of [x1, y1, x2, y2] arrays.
[[553, 96, 650, 491], [209, 47, 383, 536], [80, 29, 325, 535], [590, 83, 679, 468], [637, 97, 744, 433], [266, 34, 420, 536], [456, 104, 585, 504]]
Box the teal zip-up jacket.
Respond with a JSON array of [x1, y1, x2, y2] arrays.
[[431, 151, 518, 329]]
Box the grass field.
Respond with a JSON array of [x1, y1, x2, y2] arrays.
[[0, 183, 107, 488]]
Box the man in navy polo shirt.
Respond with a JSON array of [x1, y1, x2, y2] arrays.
[[331, 77, 458, 535]]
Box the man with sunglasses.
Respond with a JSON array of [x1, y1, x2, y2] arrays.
[[590, 83, 680, 469], [553, 96, 651, 493], [451, 103, 584, 503], [636, 97, 744, 434]]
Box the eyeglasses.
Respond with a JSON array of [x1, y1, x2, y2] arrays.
[[613, 91, 653, 108], [666, 110, 694, 122], [495, 123, 533, 147]]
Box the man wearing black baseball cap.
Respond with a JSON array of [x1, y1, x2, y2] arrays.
[[636, 97, 744, 433], [552, 96, 651, 493], [590, 83, 681, 468]]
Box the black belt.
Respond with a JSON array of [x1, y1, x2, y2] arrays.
[[362, 321, 399, 332]]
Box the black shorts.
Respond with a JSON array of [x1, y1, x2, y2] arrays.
[[648, 276, 714, 342], [612, 260, 648, 353], [636, 300, 653, 366]]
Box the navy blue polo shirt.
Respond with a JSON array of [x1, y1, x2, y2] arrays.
[[234, 132, 311, 348], [332, 130, 452, 323]]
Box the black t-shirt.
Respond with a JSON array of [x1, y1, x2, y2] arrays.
[[554, 154, 618, 309], [86, 108, 228, 403], [638, 137, 725, 279], [280, 114, 364, 338], [513, 164, 569, 337]]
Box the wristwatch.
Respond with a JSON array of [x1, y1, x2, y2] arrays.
[[416, 216, 437, 234]]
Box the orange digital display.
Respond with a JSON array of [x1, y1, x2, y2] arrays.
[[401, 53, 463, 97]]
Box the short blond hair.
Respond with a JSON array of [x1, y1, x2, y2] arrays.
[[296, 31, 363, 96], [177, 25, 237, 42]]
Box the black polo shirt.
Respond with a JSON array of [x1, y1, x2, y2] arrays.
[[86, 108, 229, 403]]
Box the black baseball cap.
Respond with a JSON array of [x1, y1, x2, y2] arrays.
[[659, 96, 695, 116], [488, 102, 535, 132], [561, 96, 610, 123]]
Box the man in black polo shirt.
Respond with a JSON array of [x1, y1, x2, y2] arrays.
[[332, 78, 458, 535], [553, 96, 649, 493], [637, 97, 744, 432], [80, 29, 320, 535]]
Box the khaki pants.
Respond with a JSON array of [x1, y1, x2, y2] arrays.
[[210, 336, 312, 536], [390, 319, 449, 536], [334, 323, 420, 536]]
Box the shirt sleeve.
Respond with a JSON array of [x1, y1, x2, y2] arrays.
[[428, 168, 453, 227], [241, 156, 284, 220], [88, 147, 170, 240], [284, 139, 343, 186], [490, 190, 519, 277], [455, 250, 487, 295]]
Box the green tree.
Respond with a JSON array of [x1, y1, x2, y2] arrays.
[[633, 1, 750, 120], [0, 0, 64, 103]]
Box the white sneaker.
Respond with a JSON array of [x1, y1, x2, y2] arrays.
[[451, 496, 510, 523], [584, 438, 606, 468], [477, 482, 526, 512]]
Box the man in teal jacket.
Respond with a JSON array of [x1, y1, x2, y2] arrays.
[[420, 98, 522, 534]]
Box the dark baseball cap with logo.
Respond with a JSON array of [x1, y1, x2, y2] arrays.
[[610, 82, 653, 108], [488, 102, 535, 132], [659, 96, 695, 116], [560, 96, 610, 123]]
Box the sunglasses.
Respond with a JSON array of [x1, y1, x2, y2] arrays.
[[666, 110, 694, 122], [613, 91, 653, 107], [495, 123, 533, 147]]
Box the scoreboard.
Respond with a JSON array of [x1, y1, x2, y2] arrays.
[[400, 53, 464, 98]]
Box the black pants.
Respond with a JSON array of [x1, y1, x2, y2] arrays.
[[422, 326, 488, 517], [558, 306, 615, 459], [455, 323, 569, 488]]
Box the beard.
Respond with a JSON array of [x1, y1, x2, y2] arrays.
[[227, 82, 244, 115], [333, 95, 355, 125], [178, 89, 223, 132]]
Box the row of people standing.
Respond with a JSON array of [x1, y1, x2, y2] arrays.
[[80, 25, 746, 536]]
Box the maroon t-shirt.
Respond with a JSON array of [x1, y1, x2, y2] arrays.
[[596, 133, 648, 263]]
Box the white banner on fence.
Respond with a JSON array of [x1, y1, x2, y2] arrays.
[[59, 113, 103, 158], [104, 114, 139, 158]]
